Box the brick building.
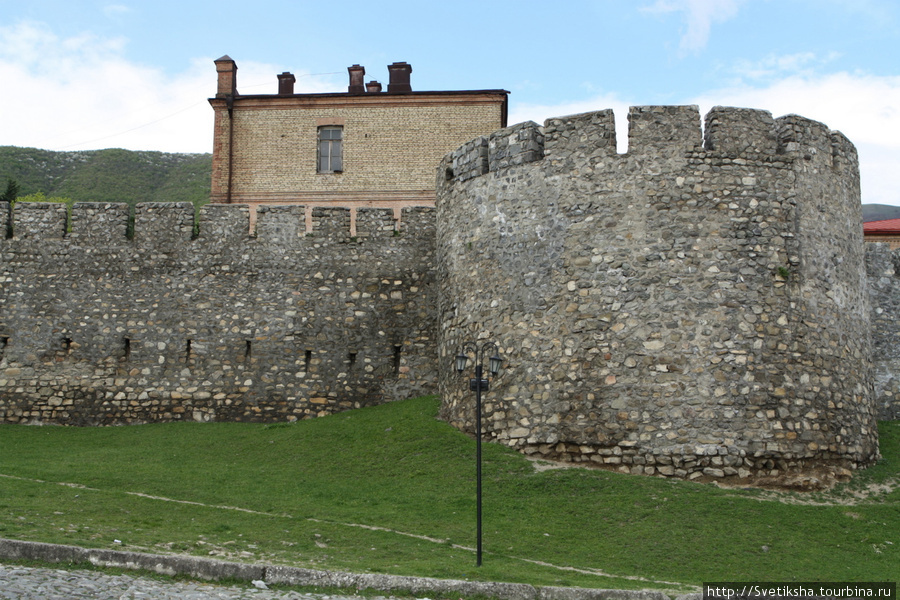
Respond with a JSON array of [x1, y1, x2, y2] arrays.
[[864, 218, 900, 249], [208, 56, 508, 229]]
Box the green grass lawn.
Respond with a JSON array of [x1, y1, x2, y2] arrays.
[[0, 396, 897, 592]]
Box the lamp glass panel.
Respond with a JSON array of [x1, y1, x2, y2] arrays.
[[489, 354, 502, 376]]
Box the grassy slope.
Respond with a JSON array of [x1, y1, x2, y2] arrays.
[[0, 397, 897, 590]]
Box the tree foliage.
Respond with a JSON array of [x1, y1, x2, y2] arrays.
[[0, 146, 211, 211], [0, 177, 18, 204]]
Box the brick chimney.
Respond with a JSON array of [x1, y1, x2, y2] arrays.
[[214, 55, 238, 98], [366, 80, 383, 93], [387, 62, 412, 92], [278, 72, 296, 95], [348, 64, 366, 94]]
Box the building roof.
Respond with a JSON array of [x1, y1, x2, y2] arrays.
[[217, 89, 510, 100], [864, 219, 900, 235]]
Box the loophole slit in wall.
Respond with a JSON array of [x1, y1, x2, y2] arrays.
[[393, 345, 402, 375]]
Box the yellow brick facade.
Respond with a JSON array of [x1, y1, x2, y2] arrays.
[[209, 59, 508, 217], [865, 235, 900, 250]]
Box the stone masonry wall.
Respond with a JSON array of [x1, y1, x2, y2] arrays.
[[436, 106, 880, 487], [867, 243, 900, 420], [0, 201, 436, 425]]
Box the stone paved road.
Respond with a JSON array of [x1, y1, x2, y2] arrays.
[[0, 563, 391, 600]]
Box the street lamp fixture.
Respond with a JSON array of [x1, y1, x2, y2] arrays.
[[454, 340, 503, 567]]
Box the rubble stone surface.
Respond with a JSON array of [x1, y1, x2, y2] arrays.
[[437, 106, 880, 485]]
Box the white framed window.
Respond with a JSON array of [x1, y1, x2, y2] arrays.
[[318, 126, 343, 173]]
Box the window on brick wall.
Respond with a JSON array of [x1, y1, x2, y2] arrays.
[[318, 126, 343, 173]]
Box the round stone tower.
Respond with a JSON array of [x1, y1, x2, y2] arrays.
[[436, 105, 879, 487]]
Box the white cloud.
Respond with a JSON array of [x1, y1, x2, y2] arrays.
[[692, 72, 900, 146], [730, 52, 841, 82], [103, 4, 131, 19], [0, 22, 340, 153], [642, 0, 745, 53]]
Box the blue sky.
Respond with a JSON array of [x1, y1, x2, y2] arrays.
[[2, 0, 899, 205]]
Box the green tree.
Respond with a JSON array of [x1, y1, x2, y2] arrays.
[[0, 177, 18, 204]]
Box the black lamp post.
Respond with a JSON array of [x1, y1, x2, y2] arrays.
[[454, 340, 502, 567]]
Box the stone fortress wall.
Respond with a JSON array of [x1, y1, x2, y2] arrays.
[[436, 105, 883, 485], [0, 201, 436, 424], [1, 103, 898, 486], [867, 243, 900, 421]]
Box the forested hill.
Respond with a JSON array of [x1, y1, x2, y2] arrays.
[[0, 146, 211, 208], [863, 204, 900, 222]]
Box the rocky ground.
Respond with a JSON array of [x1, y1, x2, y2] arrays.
[[0, 563, 384, 600]]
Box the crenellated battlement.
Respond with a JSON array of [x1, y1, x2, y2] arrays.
[[543, 109, 616, 160], [2, 202, 432, 249], [69, 203, 131, 242], [704, 106, 778, 155], [627, 105, 702, 158], [442, 106, 858, 188], [7, 201, 69, 240]]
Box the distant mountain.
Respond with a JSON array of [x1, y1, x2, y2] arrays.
[[863, 204, 900, 223], [0, 146, 211, 208]]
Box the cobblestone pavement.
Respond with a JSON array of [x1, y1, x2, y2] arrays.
[[0, 563, 389, 600]]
